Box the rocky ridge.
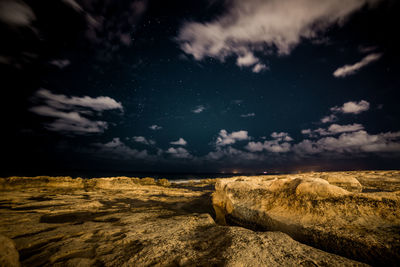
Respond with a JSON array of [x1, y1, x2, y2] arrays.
[[212, 171, 400, 266]]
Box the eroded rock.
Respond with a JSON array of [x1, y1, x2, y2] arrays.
[[0, 175, 368, 266], [0, 234, 20, 267], [212, 175, 400, 266], [324, 175, 362, 193]]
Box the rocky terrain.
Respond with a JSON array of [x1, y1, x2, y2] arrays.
[[213, 171, 400, 266], [0, 171, 399, 266]]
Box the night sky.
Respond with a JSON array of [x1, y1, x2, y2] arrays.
[[1, 0, 400, 176]]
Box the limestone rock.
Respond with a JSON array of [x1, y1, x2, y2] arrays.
[[0, 175, 368, 266], [212, 175, 400, 266], [0, 234, 20, 267], [324, 175, 362, 192]]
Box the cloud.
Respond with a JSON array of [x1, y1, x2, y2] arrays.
[[271, 132, 293, 142], [93, 138, 149, 159], [301, 129, 312, 135], [333, 53, 382, 78], [50, 59, 71, 69], [240, 113, 255, 118], [192, 105, 205, 113], [246, 132, 293, 153], [330, 100, 370, 114], [216, 129, 250, 146], [166, 147, 192, 159], [302, 123, 365, 137], [149, 124, 162, 130], [0, 0, 35, 27], [30, 105, 108, 134], [30, 89, 123, 134], [327, 123, 364, 134], [358, 45, 378, 53], [246, 140, 291, 153], [236, 52, 258, 67], [177, 0, 379, 71], [36, 89, 123, 112], [235, 52, 268, 72], [132, 136, 155, 145], [321, 114, 337, 123], [170, 138, 187, 146], [252, 63, 268, 73], [294, 130, 400, 155]]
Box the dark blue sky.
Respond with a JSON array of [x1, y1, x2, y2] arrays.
[[1, 0, 400, 175]]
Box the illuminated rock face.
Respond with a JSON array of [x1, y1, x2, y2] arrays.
[[0, 176, 366, 266], [0, 234, 20, 267], [212, 172, 400, 266]]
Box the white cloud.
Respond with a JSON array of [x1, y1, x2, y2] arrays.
[[302, 123, 364, 137], [50, 59, 71, 69], [177, 0, 380, 72], [246, 140, 291, 153], [30, 89, 123, 135], [327, 123, 364, 134], [170, 138, 187, 146], [331, 100, 370, 114], [236, 52, 258, 67], [132, 136, 155, 145], [246, 132, 293, 153], [271, 132, 293, 142], [36, 89, 123, 112], [94, 138, 149, 159], [166, 147, 192, 159], [333, 53, 382, 78], [235, 52, 268, 72], [240, 113, 255, 118], [294, 130, 400, 154], [216, 129, 250, 146], [321, 114, 337, 123], [0, 0, 35, 27], [30, 106, 108, 134], [192, 105, 205, 113], [149, 125, 162, 130], [252, 63, 268, 73]]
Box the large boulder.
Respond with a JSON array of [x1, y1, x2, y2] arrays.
[[323, 175, 362, 193], [212, 176, 400, 266], [0, 235, 20, 267]]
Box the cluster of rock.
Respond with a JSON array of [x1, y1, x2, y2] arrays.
[[0, 171, 399, 266], [0, 176, 171, 191], [212, 172, 400, 266]]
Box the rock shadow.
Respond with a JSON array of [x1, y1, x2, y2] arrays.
[[39, 211, 116, 224], [98, 192, 216, 220]]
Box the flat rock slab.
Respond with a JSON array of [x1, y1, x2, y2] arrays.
[[212, 172, 400, 266], [0, 176, 366, 266]]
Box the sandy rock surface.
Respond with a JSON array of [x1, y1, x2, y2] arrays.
[[212, 171, 400, 266], [0, 234, 20, 267], [0, 176, 367, 266]]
